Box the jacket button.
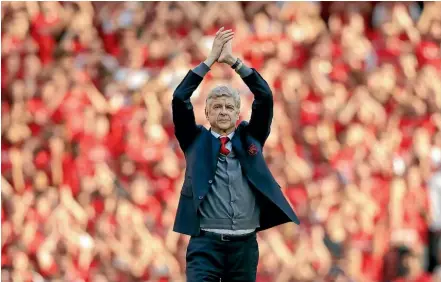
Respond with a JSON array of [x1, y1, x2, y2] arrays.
[[208, 180, 213, 184], [198, 196, 204, 200]]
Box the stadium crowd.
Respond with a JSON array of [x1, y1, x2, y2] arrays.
[[2, 1, 441, 281]]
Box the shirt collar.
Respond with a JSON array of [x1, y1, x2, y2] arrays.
[[210, 129, 235, 140]]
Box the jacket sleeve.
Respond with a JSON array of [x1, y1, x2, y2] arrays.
[[172, 70, 204, 152], [241, 69, 274, 146]]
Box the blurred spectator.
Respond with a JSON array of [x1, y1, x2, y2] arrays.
[[393, 246, 432, 282], [1, 1, 441, 281]]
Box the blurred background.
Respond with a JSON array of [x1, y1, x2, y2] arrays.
[[1, 1, 441, 281]]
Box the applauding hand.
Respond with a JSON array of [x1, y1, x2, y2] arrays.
[[204, 27, 234, 67], [218, 38, 237, 66]]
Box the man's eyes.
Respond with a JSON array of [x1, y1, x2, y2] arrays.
[[213, 105, 235, 110]]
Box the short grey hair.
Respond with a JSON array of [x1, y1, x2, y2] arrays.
[[206, 85, 241, 110]]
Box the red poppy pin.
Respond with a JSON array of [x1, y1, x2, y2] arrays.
[[247, 144, 258, 156]]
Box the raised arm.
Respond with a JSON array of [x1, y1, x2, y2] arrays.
[[218, 40, 273, 146], [172, 27, 234, 151], [172, 69, 204, 152], [242, 69, 274, 146]]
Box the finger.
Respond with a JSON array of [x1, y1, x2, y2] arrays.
[[222, 34, 234, 43], [225, 37, 234, 44], [219, 29, 233, 37], [223, 32, 234, 39], [223, 38, 234, 45], [220, 31, 234, 40], [216, 27, 224, 36], [221, 29, 233, 34]]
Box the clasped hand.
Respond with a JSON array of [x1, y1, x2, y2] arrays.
[[205, 27, 237, 67]]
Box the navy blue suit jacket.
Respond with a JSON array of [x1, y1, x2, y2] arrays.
[[172, 68, 300, 236]]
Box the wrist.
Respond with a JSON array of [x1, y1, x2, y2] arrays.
[[204, 56, 217, 68], [226, 56, 238, 67]]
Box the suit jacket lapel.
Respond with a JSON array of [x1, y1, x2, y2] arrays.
[[231, 131, 242, 158], [209, 131, 220, 174]]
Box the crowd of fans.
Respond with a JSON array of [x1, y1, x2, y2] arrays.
[[2, 1, 441, 281]]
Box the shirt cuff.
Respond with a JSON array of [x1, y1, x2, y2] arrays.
[[236, 63, 253, 78], [192, 62, 211, 77]]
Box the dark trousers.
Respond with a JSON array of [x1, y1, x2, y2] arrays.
[[186, 231, 259, 282]]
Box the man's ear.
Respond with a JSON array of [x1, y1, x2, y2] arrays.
[[205, 108, 209, 119]]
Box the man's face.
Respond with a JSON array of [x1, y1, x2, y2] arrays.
[[205, 96, 239, 134]]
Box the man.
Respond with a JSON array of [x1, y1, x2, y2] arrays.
[[172, 27, 300, 281]]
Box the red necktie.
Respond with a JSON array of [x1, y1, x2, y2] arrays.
[[219, 136, 230, 155]]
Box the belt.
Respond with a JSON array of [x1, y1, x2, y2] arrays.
[[199, 230, 256, 242]]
